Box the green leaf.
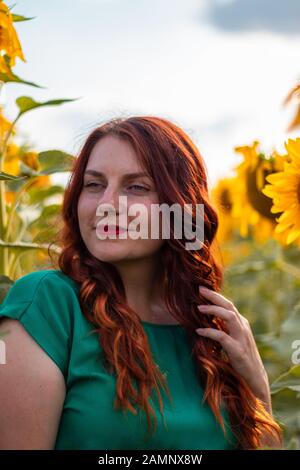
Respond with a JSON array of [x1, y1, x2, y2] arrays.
[[271, 365, 300, 394], [16, 96, 80, 118], [31, 227, 58, 244], [271, 388, 300, 443], [28, 204, 61, 231], [0, 71, 43, 88], [0, 55, 43, 88], [5, 174, 31, 194], [28, 204, 62, 241], [27, 185, 64, 205], [285, 436, 299, 449], [0, 171, 28, 181], [8, 3, 35, 22], [12, 14, 35, 22], [38, 150, 75, 174]]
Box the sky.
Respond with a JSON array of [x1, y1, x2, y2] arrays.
[[2, 0, 300, 188]]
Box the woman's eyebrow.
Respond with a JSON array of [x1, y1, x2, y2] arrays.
[[84, 170, 150, 179]]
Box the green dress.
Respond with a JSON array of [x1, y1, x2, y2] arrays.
[[0, 269, 238, 450]]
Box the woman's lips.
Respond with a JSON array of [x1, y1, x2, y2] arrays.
[[95, 225, 128, 235]]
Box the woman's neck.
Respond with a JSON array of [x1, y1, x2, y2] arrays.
[[112, 254, 176, 324]]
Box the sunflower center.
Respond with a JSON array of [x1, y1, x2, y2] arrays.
[[246, 167, 282, 220], [220, 188, 232, 213]]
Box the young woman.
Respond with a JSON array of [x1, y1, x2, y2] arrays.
[[0, 116, 282, 450]]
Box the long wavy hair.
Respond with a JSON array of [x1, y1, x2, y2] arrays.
[[50, 116, 282, 449]]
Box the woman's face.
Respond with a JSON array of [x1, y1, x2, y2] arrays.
[[77, 135, 165, 264]]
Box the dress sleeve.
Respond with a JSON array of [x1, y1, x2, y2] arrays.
[[0, 270, 74, 380]]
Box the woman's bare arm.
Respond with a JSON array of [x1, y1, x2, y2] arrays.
[[0, 318, 66, 449]]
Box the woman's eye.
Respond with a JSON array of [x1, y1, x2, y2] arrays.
[[128, 184, 148, 191], [84, 182, 101, 188]]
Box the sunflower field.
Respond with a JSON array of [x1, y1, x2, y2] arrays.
[[212, 135, 300, 449], [0, 0, 300, 450]]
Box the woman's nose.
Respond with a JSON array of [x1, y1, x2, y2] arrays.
[[97, 187, 120, 215]]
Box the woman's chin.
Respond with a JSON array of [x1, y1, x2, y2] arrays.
[[90, 246, 130, 263]]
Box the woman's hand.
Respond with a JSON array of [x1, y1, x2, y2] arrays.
[[195, 285, 272, 415]]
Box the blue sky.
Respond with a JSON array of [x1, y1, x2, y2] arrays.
[[2, 0, 300, 188]]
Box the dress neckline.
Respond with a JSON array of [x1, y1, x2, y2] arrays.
[[141, 320, 183, 328]]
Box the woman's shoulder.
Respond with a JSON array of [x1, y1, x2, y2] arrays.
[[0, 268, 82, 330], [1, 269, 80, 306], [0, 269, 82, 380]]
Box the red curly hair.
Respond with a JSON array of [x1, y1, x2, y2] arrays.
[[50, 116, 282, 449]]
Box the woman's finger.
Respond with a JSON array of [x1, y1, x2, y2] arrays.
[[199, 286, 237, 313], [195, 327, 237, 355], [197, 304, 243, 337]]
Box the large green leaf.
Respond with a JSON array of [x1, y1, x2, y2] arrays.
[[271, 365, 300, 394], [16, 96, 79, 118], [38, 150, 75, 174]]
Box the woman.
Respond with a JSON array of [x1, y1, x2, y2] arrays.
[[0, 116, 282, 450]]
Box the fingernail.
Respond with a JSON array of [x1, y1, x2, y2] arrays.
[[197, 305, 206, 310], [195, 328, 204, 333]]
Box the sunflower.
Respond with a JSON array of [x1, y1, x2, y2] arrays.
[[0, 105, 15, 140], [210, 177, 237, 243], [0, 1, 25, 72], [232, 141, 290, 244], [210, 178, 253, 265], [262, 138, 300, 246], [2, 143, 50, 205], [3, 142, 19, 173]]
